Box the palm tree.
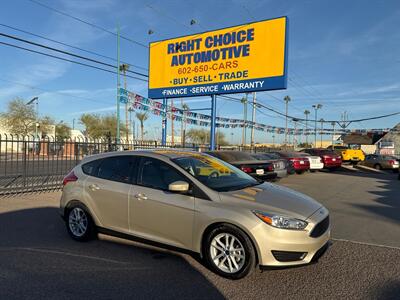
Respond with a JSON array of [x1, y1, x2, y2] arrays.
[[135, 112, 148, 141]]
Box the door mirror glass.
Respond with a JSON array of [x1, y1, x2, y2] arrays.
[[168, 181, 189, 192]]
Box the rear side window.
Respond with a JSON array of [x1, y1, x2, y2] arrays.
[[97, 156, 137, 184], [82, 159, 102, 176]]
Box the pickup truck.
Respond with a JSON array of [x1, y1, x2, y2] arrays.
[[326, 145, 365, 163]]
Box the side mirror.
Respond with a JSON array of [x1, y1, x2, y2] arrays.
[[168, 181, 189, 193]]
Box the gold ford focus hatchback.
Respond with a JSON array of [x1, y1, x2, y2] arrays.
[[60, 150, 330, 279]]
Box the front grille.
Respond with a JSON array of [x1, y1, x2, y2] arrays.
[[272, 250, 307, 262], [310, 216, 330, 238]]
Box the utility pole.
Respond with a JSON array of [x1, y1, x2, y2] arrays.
[[128, 107, 135, 140], [284, 96, 291, 145], [304, 110, 310, 146], [72, 118, 75, 130], [171, 99, 174, 145], [312, 104, 322, 147], [250, 92, 257, 149], [331, 121, 336, 146], [320, 118, 324, 147], [272, 134, 275, 146], [119, 63, 130, 142], [116, 24, 121, 145], [293, 118, 298, 149], [26, 97, 39, 140], [241, 94, 248, 146]]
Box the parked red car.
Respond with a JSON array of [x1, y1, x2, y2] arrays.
[[270, 152, 310, 174], [302, 148, 342, 170]]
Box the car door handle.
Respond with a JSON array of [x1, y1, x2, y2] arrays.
[[89, 184, 100, 191], [134, 193, 147, 200]]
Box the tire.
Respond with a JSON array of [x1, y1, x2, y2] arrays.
[[66, 203, 96, 242], [295, 170, 305, 175], [310, 170, 316, 173], [203, 224, 256, 279], [374, 164, 382, 170]]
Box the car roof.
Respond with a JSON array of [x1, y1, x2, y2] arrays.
[[80, 149, 207, 163]]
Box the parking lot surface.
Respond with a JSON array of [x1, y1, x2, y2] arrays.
[[0, 168, 399, 299]]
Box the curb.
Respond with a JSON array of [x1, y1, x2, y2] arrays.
[[353, 164, 385, 174]]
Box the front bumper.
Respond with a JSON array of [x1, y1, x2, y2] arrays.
[[253, 209, 330, 267]]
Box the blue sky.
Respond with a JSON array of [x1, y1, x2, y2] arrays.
[[0, 0, 399, 143]]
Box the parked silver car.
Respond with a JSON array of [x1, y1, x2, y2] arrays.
[[60, 150, 330, 279], [363, 154, 399, 171]]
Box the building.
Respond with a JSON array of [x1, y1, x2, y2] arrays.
[[375, 123, 400, 155]]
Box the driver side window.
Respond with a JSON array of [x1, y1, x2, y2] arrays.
[[138, 157, 187, 190]]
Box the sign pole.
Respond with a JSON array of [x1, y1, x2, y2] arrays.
[[210, 94, 217, 150], [162, 98, 167, 145]]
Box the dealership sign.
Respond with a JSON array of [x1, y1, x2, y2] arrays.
[[148, 17, 288, 99]]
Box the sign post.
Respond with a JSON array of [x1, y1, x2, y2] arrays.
[[210, 94, 217, 150], [161, 98, 167, 145]]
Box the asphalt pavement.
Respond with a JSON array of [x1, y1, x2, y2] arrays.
[[0, 168, 399, 299]]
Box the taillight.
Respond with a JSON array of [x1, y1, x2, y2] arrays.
[[267, 165, 274, 171], [388, 160, 395, 165], [63, 170, 78, 186], [241, 166, 253, 173]]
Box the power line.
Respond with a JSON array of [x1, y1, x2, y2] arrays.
[[0, 32, 149, 77], [0, 23, 148, 71], [0, 41, 148, 82], [27, 0, 148, 48], [219, 94, 400, 124], [0, 77, 111, 105]]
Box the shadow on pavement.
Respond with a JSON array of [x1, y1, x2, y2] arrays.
[[324, 167, 400, 223], [0, 207, 224, 299], [369, 280, 400, 300]]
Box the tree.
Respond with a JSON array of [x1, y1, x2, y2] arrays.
[[135, 112, 148, 141], [55, 122, 71, 140], [39, 115, 56, 137], [0, 98, 58, 138], [186, 128, 228, 145], [79, 113, 126, 139], [1, 98, 36, 136]]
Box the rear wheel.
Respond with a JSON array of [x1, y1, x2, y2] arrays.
[[66, 204, 96, 242], [374, 164, 382, 170], [295, 170, 305, 174], [204, 224, 256, 279]]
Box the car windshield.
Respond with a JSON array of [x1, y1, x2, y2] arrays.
[[172, 154, 259, 192]]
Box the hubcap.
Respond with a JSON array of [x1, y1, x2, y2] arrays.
[[68, 207, 88, 237], [210, 233, 245, 273]]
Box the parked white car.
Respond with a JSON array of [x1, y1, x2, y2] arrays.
[[298, 153, 324, 172]]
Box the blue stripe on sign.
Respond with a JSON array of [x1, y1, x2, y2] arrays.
[[148, 75, 287, 99]]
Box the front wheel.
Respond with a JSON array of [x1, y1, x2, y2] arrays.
[[374, 164, 382, 170], [204, 224, 256, 279], [66, 204, 96, 242]]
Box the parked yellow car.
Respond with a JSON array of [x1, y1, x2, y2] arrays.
[[326, 145, 365, 163]]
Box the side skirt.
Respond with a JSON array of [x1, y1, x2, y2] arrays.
[[96, 226, 199, 257]]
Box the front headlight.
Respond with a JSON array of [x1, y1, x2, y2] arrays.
[[252, 210, 308, 230]]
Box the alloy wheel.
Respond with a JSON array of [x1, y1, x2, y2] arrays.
[[68, 207, 88, 237], [210, 233, 246, 273]]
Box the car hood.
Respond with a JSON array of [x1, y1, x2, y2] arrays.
[[219, 182, 322, 220]]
